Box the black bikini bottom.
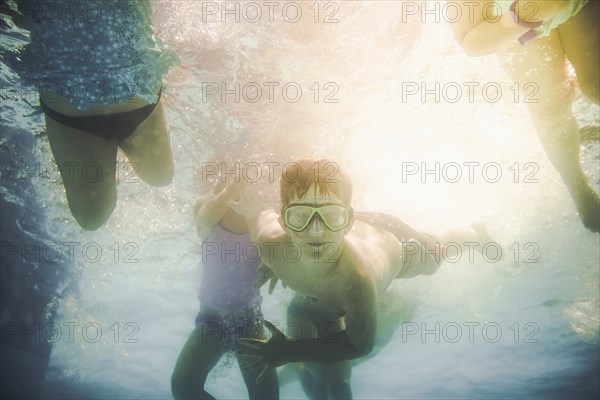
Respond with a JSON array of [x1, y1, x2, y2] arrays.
[[39, 86, 162, 143]]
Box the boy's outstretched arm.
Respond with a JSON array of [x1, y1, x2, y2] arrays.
[[238, 275, 377, 380]]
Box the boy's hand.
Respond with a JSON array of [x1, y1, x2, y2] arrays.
[[255, 264, 287, 294], [238, 320, 289, 383]]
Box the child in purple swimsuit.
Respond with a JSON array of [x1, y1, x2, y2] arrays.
[[171, 178, 279, 400]]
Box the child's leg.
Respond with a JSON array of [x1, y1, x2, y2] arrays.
[[171, 324, 226, 400], [238, 354, 280, 400], [237, 321, 280, 400]]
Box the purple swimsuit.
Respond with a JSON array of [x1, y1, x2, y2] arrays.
[[195, 224, 263, 349]]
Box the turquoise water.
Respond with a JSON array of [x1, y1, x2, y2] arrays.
[[1, 1, 599, 399]]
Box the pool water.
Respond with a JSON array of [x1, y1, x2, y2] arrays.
[[1, 1, 598, 399]]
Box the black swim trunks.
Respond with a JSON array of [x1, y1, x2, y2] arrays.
[[194, 306, 264, 351]]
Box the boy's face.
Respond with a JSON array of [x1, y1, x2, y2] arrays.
[[280, 184, 352, 258]]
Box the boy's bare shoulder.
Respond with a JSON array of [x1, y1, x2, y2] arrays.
[[348, 220, 400, 245], [344, 222, 403, 267]]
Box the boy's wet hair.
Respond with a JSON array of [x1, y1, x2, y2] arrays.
[[280, 158, 352, 209]]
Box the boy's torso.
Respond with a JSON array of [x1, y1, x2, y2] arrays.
[[270, 221, 405, 315]]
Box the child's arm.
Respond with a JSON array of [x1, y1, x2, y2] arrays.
[[229, 190, 293, 289], [238, 275, 377, 383]]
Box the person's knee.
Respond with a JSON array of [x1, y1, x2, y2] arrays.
[[138, 160, 174, 187], [578, 74, 599, 105], [73, 212, 111, 231], [528, 81, 575, 119], [67, 188, 116, 230]]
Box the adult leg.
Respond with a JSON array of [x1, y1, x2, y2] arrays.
[[558, 0, 600, 103], [171, 326, 226, 400], [118, 97, 174, 187], [500, 30, 599, 232], [45, 116, 118, 230]]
